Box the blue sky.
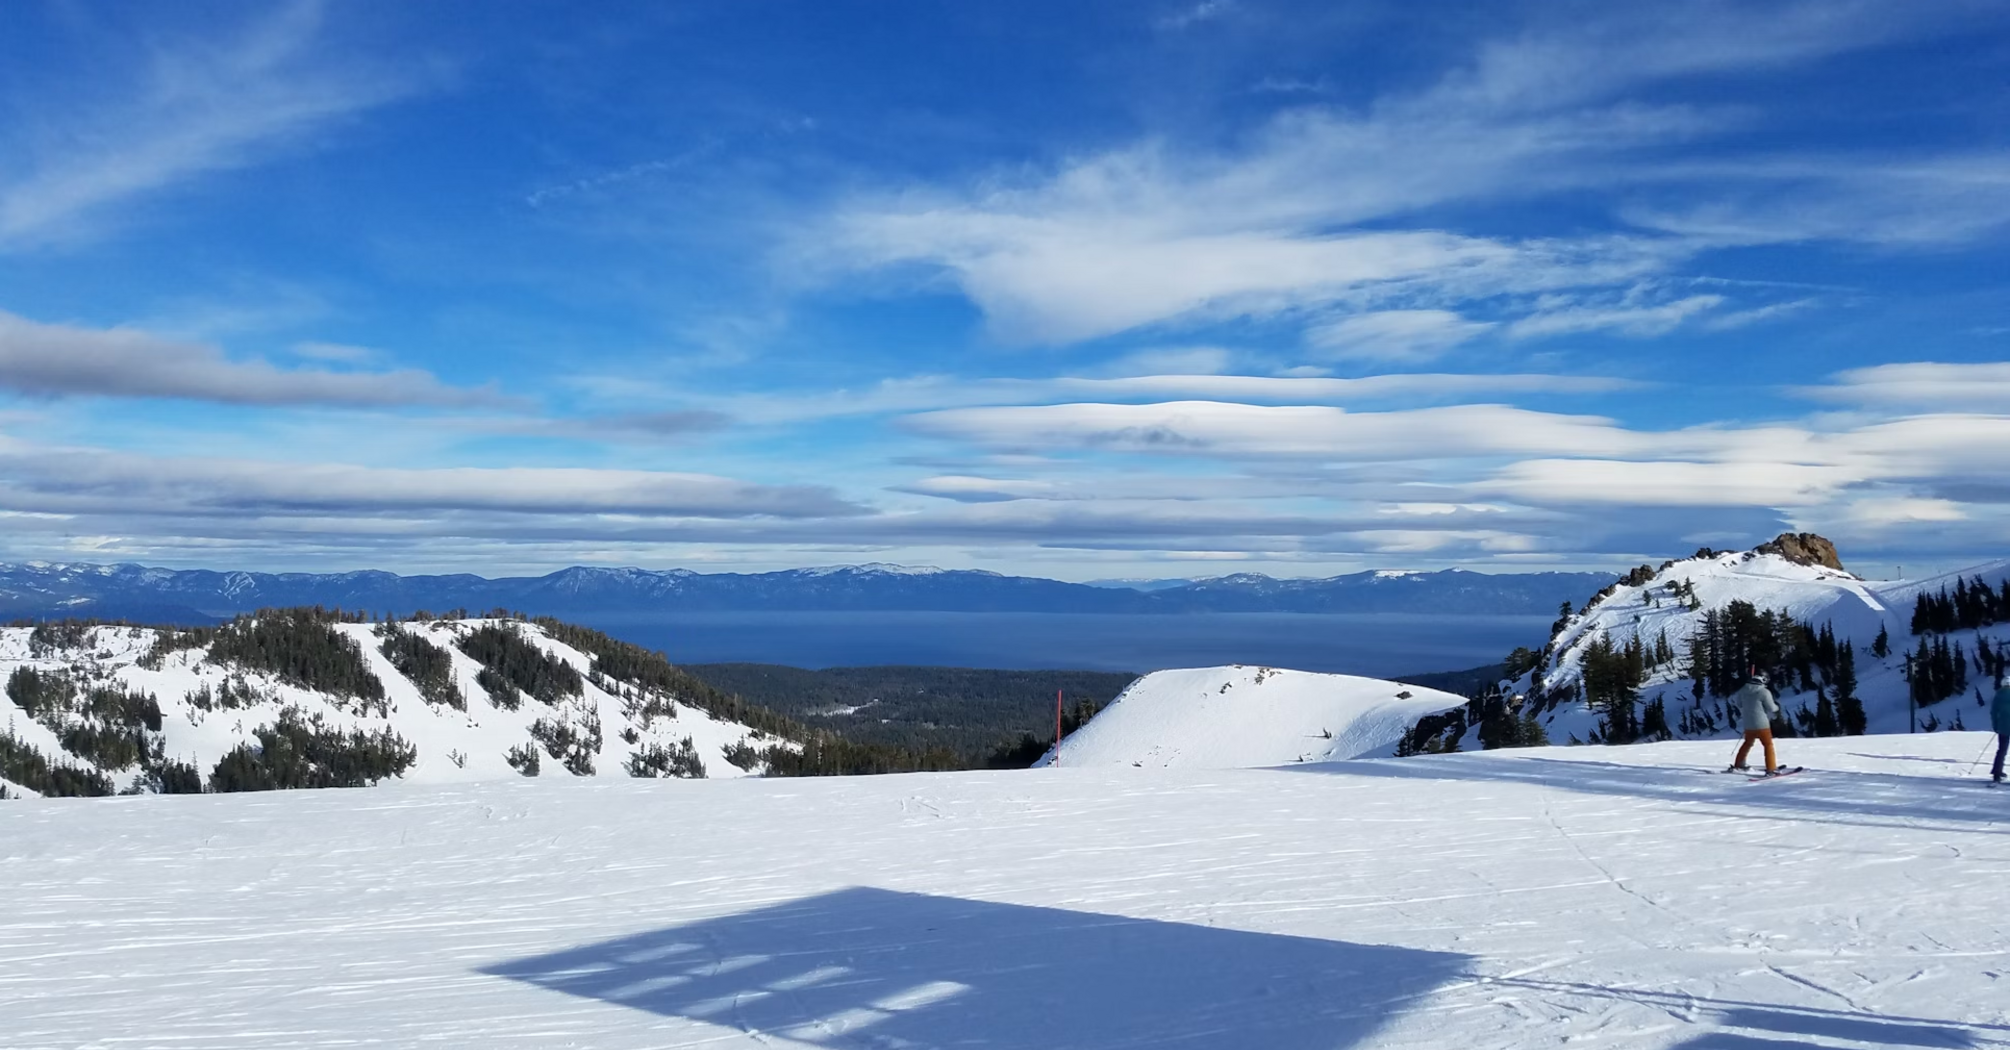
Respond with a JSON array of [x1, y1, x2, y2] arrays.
[[2, 0, 2009, 580]]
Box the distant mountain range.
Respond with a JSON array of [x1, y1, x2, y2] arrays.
[[0, 560, 1615, 624]]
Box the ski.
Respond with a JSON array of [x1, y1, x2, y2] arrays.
[[1746, 766, 1806, 782]]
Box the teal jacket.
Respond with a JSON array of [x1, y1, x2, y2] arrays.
[[1732, 682, 1780, 732], [1992, 683, 2010, 736]]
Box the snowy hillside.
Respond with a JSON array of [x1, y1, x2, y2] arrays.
[[4, 732, 2005, 1048], [1048, 665, 1466, 768], [1, 613, 789, 798], [1485, 532, 2010, 750]]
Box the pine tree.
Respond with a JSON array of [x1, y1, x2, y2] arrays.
[[1871, 623, 1889, 659], [1520, 709, 1550, 747], [1687, 615, 1715, 699], [1834, 646, 1866, 735], [1812, 687, 1838, 737], [1640, 695, 1670, 741]]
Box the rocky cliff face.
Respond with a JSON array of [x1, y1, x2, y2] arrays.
[[1754, 533, 1847, 573]]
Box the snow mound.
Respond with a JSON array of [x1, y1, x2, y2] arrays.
[[1049, 665, 1466, 768]]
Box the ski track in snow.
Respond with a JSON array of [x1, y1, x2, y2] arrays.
[[3, 734, 2007, 1049]]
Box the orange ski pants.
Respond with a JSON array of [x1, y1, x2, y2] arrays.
[[1734, 729, 1776, 772]]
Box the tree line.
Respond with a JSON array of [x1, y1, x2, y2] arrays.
[[1910, 575, 2010, 636]]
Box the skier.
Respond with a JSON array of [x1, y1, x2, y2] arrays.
[[1991, 673, 2010, 784], [1729, 671, 1782, 775]]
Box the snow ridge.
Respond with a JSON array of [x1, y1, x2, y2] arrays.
[[0, 617, 783, 794], [1507, 539, 2010, 746]]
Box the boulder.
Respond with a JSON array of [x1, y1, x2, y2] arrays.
[[1754, 532, 1846, 572]]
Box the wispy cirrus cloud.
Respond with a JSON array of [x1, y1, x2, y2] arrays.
[[0, 311, 502, 408], [1505, 294, 1724, 340], [1155, 1, 1237, 33], [800, 2, 2000, 347], [0, 0, 423, 247], [1307, 310, 1495, 361], [1624, 153, 2010, 248], [809, 135, 1683, 344]]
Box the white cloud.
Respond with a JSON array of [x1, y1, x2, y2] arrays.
[[905, 401, 1634, 460], [1467, 413, 2010, 510], [813, 129, 1684, 343], [0, 311, 501, 407], [1828, 497, 1968, 528], [1307, 310, 1495, 361], [1506, 294, 1723, 340], [10, 394, 2010, 570], [291, 341, 380, 364], [800, 3, 1995, 346], [1475, 459, 1858, 507], [898, 476, 1058, 503], [1155, 0, 1236, 32], [1093, 346, 1238, 376], [1425, 1, 1951, 115], [0, 437, 859, 520], [1797, 361, 2010, 413], [1625, 153, 2010, 248], [0, 1, 421, 247], [651, 371, 1637, 424], [1701, 298, 1817, 331]]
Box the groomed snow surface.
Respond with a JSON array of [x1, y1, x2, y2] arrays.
[[5, 732, 2006, 1049]]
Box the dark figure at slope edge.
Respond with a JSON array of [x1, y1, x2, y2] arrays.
[[1990, 673, 2010, 784]]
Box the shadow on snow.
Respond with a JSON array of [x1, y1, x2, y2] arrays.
[[480, 886, 1471, 1048], [1283, 753, 2009, 835]]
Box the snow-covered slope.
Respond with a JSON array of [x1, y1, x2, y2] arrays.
[[1048, 665, 1466, 768], [1510, 536, 2010, 747], [3, 732, 2004, 1048], [1, 616, 783, 792]]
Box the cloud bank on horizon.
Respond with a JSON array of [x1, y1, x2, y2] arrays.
[[2, 0, 2008, 579]]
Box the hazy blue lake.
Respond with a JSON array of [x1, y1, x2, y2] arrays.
[[572, 611, 1550, 676]]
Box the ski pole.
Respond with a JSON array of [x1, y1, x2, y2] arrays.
[[1967, 736, 1997, 776]]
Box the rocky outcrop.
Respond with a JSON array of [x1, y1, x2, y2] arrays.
[[1754, 532, 1846, 572]]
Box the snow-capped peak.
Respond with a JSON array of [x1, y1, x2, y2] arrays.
[[1492, 532, 2010, 749], [798, 563, 952, 577]]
